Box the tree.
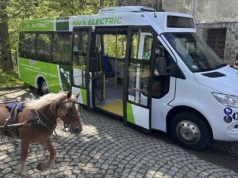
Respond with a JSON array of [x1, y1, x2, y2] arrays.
[[0, 0, 13, 71], [0, 0, 37, 71], [0, 0, 108, 72], [116, 0, 163, 10], [1, 0, 139, 72]]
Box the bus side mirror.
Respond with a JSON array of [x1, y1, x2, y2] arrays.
[[155, 57, 173, 75]]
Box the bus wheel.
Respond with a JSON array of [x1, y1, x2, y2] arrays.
[[170, 112, 211, 150], [40, 80, 49, 95]]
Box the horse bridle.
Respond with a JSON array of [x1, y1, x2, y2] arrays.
[[59, 101, 82, 121], [32, 100, 81, 133]]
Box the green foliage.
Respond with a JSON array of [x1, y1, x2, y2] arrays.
[[0, 0, 118, 83], [0, 67, 25, 87], [4, 0, 117, 54], [104, 35, 127, 58]]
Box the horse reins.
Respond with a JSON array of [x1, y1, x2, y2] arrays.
[[34, 110, 58, 136]]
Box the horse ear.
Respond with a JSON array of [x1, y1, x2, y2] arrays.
[[67, 91, 72, 99], [75, 92, 80, 98]]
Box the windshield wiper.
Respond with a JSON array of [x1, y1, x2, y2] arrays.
[[198, 63, 227, 72], [213, 63, 228, 70]]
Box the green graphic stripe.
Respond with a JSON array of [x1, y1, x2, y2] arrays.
[[19, 18, 55, 31], [56, 17, 69, 31], [58, 65, 71, 91], [126, 103, 135, 124], [80, 89, 87, 105]]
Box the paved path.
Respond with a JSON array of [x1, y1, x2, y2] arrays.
[[0, 89, 238, 177]]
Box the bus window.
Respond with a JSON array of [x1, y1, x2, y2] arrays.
[[142, 35, 153, 59], [19, 33, 36, 59], [72, 32, 88, 66], [127, 28, 154, 106], [72, 30, 89, 88], [37, 33, 53, 62], [152, 40, 171, 98], [53, 32, 72, 64], [103, 34, 127, 58], [102, 34, 127, 78], [164, 33, 224, 72]]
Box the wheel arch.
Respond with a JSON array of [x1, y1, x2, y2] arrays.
[[35, 75, 50, 95], [36, 75, 47, 89], [166, 105, 214, 140]]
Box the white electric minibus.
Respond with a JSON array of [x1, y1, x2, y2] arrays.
[[18, 6, 238, 150]]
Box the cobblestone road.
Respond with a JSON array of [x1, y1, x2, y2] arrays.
[[0, 89, 238, 178]]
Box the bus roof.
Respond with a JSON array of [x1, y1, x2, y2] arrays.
[[19, 6, 196, 34], [98, 6, 156, 13]]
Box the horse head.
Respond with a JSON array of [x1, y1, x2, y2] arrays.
[[57, 91, 82, 134]]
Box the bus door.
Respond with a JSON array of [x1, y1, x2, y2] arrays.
[[71, 27, 92, 108], [91, 26, 129, 116], [125, 26, 157, 131]]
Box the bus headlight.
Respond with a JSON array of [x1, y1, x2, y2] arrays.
[[213, 93, 238, 108]]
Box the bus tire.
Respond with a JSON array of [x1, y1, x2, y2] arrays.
[[170, 112, 211, 150], [40, 80, 49, 95]]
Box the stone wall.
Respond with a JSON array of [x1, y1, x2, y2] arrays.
[[162, 0, 238, 23], [163, 0, 238, 65], [196, 22, 238, 65]]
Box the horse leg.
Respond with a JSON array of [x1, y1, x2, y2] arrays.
[[18, 141, 30, 176], [37, 138, 56, 171]]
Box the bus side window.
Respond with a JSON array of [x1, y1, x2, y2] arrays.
[[37, 33, 53, 62], [19, 32, 37, 59], [53, 33, 72, 64], [151, 41, 171, 98], [128, 28, 154, 106], [72, 30, 89, 88], [102, 34, 127, 79]]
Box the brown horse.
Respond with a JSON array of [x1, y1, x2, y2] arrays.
[[0, 91, 82, 176]]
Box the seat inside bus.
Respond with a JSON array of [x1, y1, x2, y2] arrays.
[[101, 55, 116, 78]]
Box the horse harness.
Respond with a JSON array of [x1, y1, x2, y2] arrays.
[[1, 100, 81, 138], [1, 102, 56, 138], [2, 102, 25, 138]]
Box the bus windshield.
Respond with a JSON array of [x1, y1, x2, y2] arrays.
[[163, 33, 226, 72]]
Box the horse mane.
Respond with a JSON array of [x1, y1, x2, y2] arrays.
[[25, 92, 67, 112]]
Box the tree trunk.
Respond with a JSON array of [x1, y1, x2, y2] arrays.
[[156, 0, 163, 11], [0, 1, 13, 72], [117, 0, 123, 6]]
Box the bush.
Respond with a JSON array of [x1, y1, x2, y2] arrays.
[[0, 67, 25, 87]]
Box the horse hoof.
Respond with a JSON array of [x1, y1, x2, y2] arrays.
[[21, 171, 31, 178]]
